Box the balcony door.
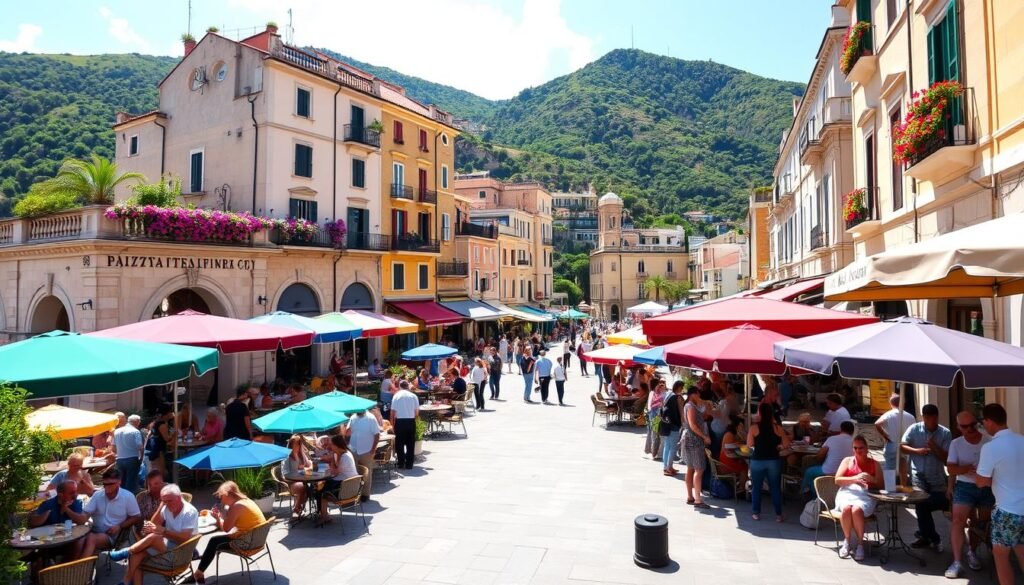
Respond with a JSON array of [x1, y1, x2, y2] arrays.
[[350, 105, 365, 132], [418, 168, 429, 196], [347, 207, 368, 247], [418, 212, 431, 240]]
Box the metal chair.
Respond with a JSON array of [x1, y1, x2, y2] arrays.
[[705, 448, 743, 501], [323, 469, 368, 534], [139, 534, 202, 584], [104, 525, 134, 574], [373, 442, 395, 482], [442, 412, 468, 437], [813, 475, 880, 555], [269, 465, 294, 512], [214, 517, 277, 585], [37, 555, 97, 585]]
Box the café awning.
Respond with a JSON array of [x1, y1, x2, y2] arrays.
[[825, 213, 1024, 301], [484, 301, 549, 323], [388, 300, 464, 327], [758, 277, 825, 301], [439, 299, 506, 321], [512, 305, 555, 321]]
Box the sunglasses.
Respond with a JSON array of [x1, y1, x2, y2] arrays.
[[102, 482, 119, 487]]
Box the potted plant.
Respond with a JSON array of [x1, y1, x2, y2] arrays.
[[232, 466, 275, 516], [892, 80, 964, 165], [367, 119, 384, 134], [206, 26, 219, 33], [843, 188, 868, 225], [414, 418, 427, 457], [839, 21, 872, 75]]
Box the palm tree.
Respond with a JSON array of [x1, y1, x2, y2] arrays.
[[663, 281, 692, 307], [643, 275, 669, 302], [32, 154, 145, 205]]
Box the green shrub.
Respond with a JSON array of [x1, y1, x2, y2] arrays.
[[129, 176, 181, 207], [12, 190, 80, 217]]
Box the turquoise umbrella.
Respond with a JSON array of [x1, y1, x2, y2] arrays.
[[0, 330, 218, 399], [557, 308, 588, 320], [174, 438, 290, 471], [633, 346, 667, 366], [303, 390, 376, 415], [252, 402, 350, 434], [401, 343, 458, 360]]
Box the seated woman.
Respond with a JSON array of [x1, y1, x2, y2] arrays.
[[319, 435, 360, 526], [338, 374, 355, 394], [787, 412, 819, 469], [630, 382, 650, 418], [189, 481, 266, 584], [416, 368, 432, 391], [176, 403, 200, 435], [287, 383, 306, 405], [367, 359, 384, 379], [313, 435, 333, 464], [717, 416, 748, 487], [281, 435, 312, 518], [833, 435, 883, 561], [258, 385, 273, 410]]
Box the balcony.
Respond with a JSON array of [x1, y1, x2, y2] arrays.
[[419, 189, 437, 204], [904, 87, 978, 184], [542, 237, 553, 246], [516, 258, 530, 266], [845, 186, 881, 234], [343, 124, 381, 149], [390, 183, 414, 201], [392, 234, 439, 253], [597, 244, 686, 253], [820, 97, 852, 134], [270, 43, 377, 96], [437, 260, 469, 277], [809, 225, 826, 251], [799, 123, 822, 162], [456, 222, 497, 239], [269, 227, 339, 249], [636, 271, 649, 278], [844, 23, 876, 86], [346, 231, 392, 252]]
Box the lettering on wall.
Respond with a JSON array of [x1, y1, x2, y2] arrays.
[[104, 255, 256, 270]]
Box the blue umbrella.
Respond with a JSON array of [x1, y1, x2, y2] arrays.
[[401, 343, 458, 360], [252, 402, 350, 434], [174, 438, 290, 471], [303, 391, 377, 415], [633, 346, 666, 366], [249, 311, 362, 343]]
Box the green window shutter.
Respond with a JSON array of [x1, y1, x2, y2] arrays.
[[944, 0, 959, 82], [352, 159, 365, 188], [927, 27, 939, 85], [856, 0, 872, 22], [294, 144, 312, 177], [289, 198, 300, 219], [297, 89, 310, 117]]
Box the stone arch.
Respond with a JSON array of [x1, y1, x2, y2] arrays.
[[139, 275, 237, 322], [339, 280, 376, 311], [271, 280, 324, 317], [26, 285, 75, 333]]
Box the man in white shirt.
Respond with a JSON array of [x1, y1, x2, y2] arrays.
[[822, 393, 852, 436], [109, 483, 197, 585], [976, 403, 1024, 585], [389, 381, 420, 470], [79, 468, 141, 559], [113, 413, 144, 493], [346, 408, 381, 501], [875, 394, 917, 473], [801, 420, 855, 495], [944, 411, 993, 578]]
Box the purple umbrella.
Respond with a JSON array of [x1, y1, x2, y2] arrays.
[[773, 316, 1024, 388]]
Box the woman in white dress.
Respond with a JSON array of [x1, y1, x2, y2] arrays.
[[833, 435, 883, 561]]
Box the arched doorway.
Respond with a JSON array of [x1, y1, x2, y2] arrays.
[[31, 296, 70, 333], [340, 283, 374, 369], [276, 284, 321, 381], [610, 304, 620, 322], [152, 289, 212, 318]]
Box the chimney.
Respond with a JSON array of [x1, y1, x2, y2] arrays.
[[183, 36, 197, 58], [266, 22, 279, 35]]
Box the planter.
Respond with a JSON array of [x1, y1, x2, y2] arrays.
[[414, 440, 424, 457], [253, 492, 275, 516]]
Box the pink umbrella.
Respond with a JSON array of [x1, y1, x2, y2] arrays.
[[661, 324, 802, 375], [89, 309, 313, 353]]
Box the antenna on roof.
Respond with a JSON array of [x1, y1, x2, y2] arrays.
[[630, 25, 634, 49], [187, 0, 192, 37], [285, 8, 294, 45]]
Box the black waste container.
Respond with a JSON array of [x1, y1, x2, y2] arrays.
[[634, 514, 669, 568]]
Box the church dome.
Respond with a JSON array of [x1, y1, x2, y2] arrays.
[[598, 192, 622, 205]]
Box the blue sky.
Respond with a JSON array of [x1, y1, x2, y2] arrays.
[[1, 0, 833, 100]]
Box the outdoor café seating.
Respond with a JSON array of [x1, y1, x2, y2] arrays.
[[37, 555, 97, 585], [213, 518, 277, 585], [322, 469, 368, 535], [139, 534, 202, 584], [813, 475, 881, 555]]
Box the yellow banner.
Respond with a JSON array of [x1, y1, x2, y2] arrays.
[[869, 379, 894, 416]]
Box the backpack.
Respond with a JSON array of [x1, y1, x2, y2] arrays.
[[799, 500, 820, 529]]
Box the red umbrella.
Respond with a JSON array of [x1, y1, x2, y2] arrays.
[[661, 324, 805, 375], [89, 309, 313, 353], [642, 297, 877, 345]]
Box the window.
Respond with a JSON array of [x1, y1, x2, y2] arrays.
[[393, 162, 405, 187], [418, 264, 429, 290], [474, 246, 480, 261], [352, 158, 365, 188], [392, 263, 405, 290], [418, 129, 429, 152], [479, 190, 486, 199], [611, 261, 617, 272], [865, 132, 876, 218], [189, 149, 204, 193], [474, 270, 480, 292], [886, 0, 899, 28], [289, 198, 318, 222], [441, 165, 449, 190], [890, 109, 904, 211], [638, 260, 645, 273], [667, 260, 674, 273], [393, 120, 404, 143], [296, 87, 311, 118], [294, 144, 313, 177], [441, 133, 449, 146], [129, 135, 139, 156], [442, 213, 451, 241], [927, 1, 960, 86]]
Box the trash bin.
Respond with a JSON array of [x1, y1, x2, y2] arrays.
[[634, 514, 669, 568]]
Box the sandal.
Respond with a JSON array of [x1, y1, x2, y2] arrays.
[[751, 514, 761, 521], [694, 502, 711, 509], [686, 498, 695, 505]]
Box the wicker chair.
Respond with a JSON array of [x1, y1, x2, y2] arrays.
[[590, 394, 611, 427], [214, 517, 276, 585], [813, 475, 880, 555], [323, 469, 368, 534], [37, 555, 97, 585], [373, 443, 395, 482], [68, 446, 92, 458], [450, 389, 472, 415], [442, 412, 468, 437], [180, 492, 193, 504], [705, 448, 743, 501], [139, 534, 201, 584], [269, 465, 294, 511]]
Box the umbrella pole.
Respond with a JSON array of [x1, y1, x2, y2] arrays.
[[172, 383, 179, 484], [896, 384, 907, 487], [744, 374, 751, 429]]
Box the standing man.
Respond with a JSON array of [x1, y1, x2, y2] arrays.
[[552, 356, 567, 406], [901, 403, 952, 551], [875, 394, 917, 477], [389, 381, 419, 470], [498, 335, 509, 374], [113, 413, 144, 493], [976, 403, 1024, 585], [562, 338, 573, 375], [535, 350, 554, 405], [944, 411, 993, 578], [488, 349, 503, 401], [346, 408, 381, 502], [79, 468, 141, 560], [520, 347, 536, 403]]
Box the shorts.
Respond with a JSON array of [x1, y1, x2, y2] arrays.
[[322, 478, 342, 493], [90, 527, 116, 547], [146, 538, 175, 557], [952, 481, 995, 508], [991, 508, 1024, 548]]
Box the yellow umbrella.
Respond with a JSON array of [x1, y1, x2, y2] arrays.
[[605, 326, 648, 346], [27, 405, 118, 440]]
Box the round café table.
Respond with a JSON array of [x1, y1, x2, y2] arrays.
[[9, 524, 90, 552], [602, 396, 638, 425], [176, 437, 210, 450], [284, 469, 332, 525], [197, 514, 219, 535], [418, 404, 452, 437], [41, 457, 109, 474], [867, 488, 929, 566]]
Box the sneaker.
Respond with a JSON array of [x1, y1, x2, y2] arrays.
[[933, 540, 944, 553], [944, 560, 962, 579], [839, 542, 851, 559], [854, 545, 865, 561], [910, 537, 931, 549], [966, 549, 981, 571]]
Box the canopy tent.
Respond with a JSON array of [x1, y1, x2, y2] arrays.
[[252, 402, 350, 434], [321, 310, 417, 337], [249, 311, 362, 343], [773, 316, 1024, 388], [582, 344, 648, 366], [659, 324, 797, 375], [605, 326, 649, 346], [825, 212, 1024, 301], [27, 405, 119, 440], [174, 438, 290, 471], [303, 390, 377, 415], [642, 297, 878, 345], [556, 308, 588, 320], [0, 330, 219, 399], [388, 300, 464, 327], [632, 346, 667, 367], [90, 309, 313, 353], [484, 301, 550, 323], [439, 299, 506, 321], [757, 277, 825, 302], [627, 301, 668, 314], [402, 343, 458, 361], [514, 305, 555, 320]]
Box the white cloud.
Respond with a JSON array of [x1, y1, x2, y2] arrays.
[[224, 0, 594, 100], [0, 24, 43, 53], [98, 5, 150, 52]]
